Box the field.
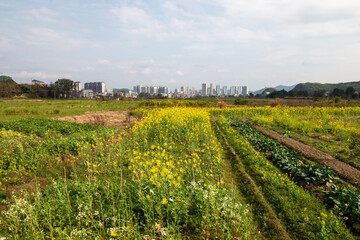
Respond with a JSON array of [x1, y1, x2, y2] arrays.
[[0, 99, 359, 239]]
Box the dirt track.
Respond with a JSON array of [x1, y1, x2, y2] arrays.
[[253, 125, 360, 187], [56, 111, 136, 128]]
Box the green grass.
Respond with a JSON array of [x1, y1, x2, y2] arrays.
[[0, 99, 140, 121]]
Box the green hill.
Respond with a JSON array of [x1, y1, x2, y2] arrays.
[[293, 81, 360, 93]]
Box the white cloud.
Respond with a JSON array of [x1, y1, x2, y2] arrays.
[[23, 27, 101, 50], [142, 68, 152, 75], [25, 7, 59, 22], [97, 59, 110, 65], [13, 71, 71, 80], [0, 36, 15, 49], [176, 71, 184, 76], [217, 0, 360, 40], [81, 66, 95, 71], [111, 6, 165, 37]]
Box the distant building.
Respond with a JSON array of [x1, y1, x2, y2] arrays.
[[32, 80, 45, 87], [210, 83, 213, 96], [73, 81, 81, 92], [236, 86, 241, 95], [222, 86, 228, 96], [202, 83, 207, 96], [216, 85, 220, 96], [150, 86, 158, 94], [158, 86, 169, 95], [81, 89, 94, 98], [84, 82, 105, 93], [106, 88, 114, 96], [230, 86, 236, 95], [242, 86, 248, 96]]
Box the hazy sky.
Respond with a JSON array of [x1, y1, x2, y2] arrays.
[[1, 0, 360, 91]]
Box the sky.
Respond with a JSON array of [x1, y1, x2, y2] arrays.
[[1, 0, 360, 91]]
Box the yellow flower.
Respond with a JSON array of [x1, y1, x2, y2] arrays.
[[162, 198, 168, 205], [146, 195, 150, 200]]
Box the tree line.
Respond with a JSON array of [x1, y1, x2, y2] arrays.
[[0, 76, 76, 98], [264, 87, 359, 99]]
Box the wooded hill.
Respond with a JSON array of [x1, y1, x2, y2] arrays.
[[293, 81, 360, 93]]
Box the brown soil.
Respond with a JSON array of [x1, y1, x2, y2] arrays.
[[55, 111, 136, 128], [253, 125, 360, 187], [307, 133, 335, 140]]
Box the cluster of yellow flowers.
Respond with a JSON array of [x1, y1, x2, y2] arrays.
[[128, 107, 222, 202], [212, 106, 360, 139]]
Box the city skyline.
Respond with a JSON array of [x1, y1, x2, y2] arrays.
[[1, 1, 360, 91]]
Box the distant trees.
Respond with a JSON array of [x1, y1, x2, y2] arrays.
[[268, 89, 309, 98], [19, 84, 49, 98], [53, 78, 74, 98], [264, 87, 359, 99], [345, 87, 356, 98], [0, 76, 78, 99], [330, 88, 345, 98], [0, 76, 21, 97]]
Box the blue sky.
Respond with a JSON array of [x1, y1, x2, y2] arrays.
[[1, 0, 360, 91]]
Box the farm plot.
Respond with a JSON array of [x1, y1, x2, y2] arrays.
[[228, 119, 360, 232], [0, 105, 359, 239], [213, 106, 360, 169], [0, 108, 260, 239], [214, 116, 355, 239]]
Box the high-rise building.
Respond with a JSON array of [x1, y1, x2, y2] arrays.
[[222, 86, 228, 96], [158, 86, 169, 94], [84, 82, 105, 93], [202, 83, 207, 96], [73, 82, 81, 92], [236, 86, 241, 95], [242, 86, 248, 96], [150, 86, 158, 94], [210, 83, 213, 96], [216, 85, 221, 96], [230, 86, 236, 95]]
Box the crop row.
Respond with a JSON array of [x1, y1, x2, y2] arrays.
[[229, 119, 360, 232], [215, 116, 354, 239], [211, 106, 360, 168], [230, 119, 336, 184]]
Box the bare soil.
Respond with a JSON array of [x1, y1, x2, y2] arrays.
[[55, 111, 136, 128], [253, 125, 360, 187]]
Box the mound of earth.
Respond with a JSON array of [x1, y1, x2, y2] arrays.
[[253, 125, 360, 187], [56, 111, 136, 128]]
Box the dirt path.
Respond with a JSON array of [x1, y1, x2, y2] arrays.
[[55, 111, 136, 128], [253, 125, 360, 187]]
